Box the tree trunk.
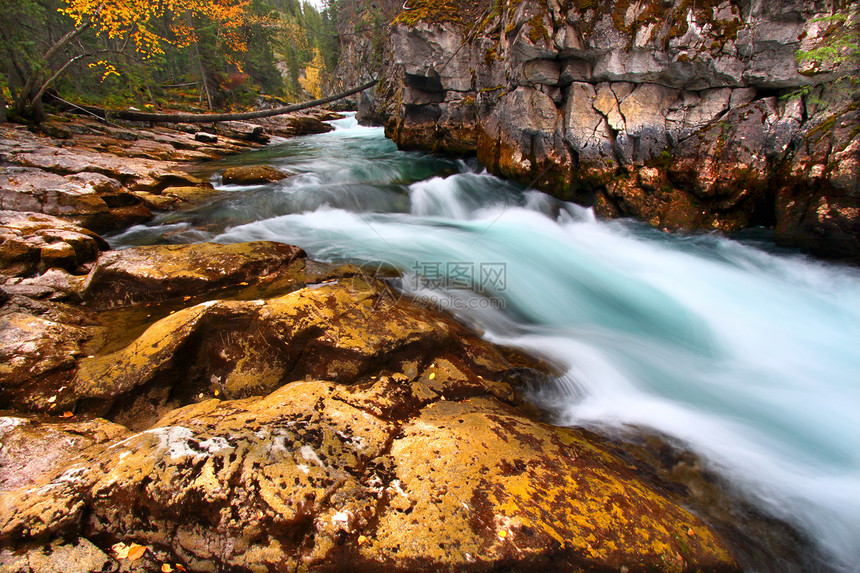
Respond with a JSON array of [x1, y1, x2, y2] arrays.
[[14, 17, 94, 122]]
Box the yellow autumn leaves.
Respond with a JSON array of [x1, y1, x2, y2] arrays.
[[60, 0, 252, 57], [88, 60, 120, 81], [298, 47, 325, 99], [111, 541, 146, 561], [111, 541, 187, 570]]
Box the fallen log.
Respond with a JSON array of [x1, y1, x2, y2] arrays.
[[68, 80, 377, 124]]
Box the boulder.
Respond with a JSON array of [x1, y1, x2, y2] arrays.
[[71, 273, 518, 429], [132, 190, 179, 211], [194, 131, 218, 143], [311, 109, 344, 121], [161, 185, 222, 204], [0, 383, 739, 572], [0, 538, 116, 573], [0, 211, 108, 277], [221, 165, 290, 185], [0, 167, 113, 229], [80, 241, 306, 307], [369, 396, 736, 571], [0, 122, 240, 195], [216, 120, 271, 143], [0, 311, 104, 411], [288, 115, 336, 135]]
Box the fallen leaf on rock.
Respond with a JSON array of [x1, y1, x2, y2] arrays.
[[60, 411, 75, 418], [357, 535, 367, 545], [498, 529, 507, 538], [161, 564, 173, 572], [429, 372, 436, 380], [127, 543, 147, 561]]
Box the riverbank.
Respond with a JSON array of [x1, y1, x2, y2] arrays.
[[0, 115, 751, 571], [0, 111, 338, 235]]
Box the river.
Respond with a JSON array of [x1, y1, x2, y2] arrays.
[[111, 113, 860, 572]]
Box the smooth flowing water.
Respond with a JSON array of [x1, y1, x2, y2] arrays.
[[112, 114, 860, 572]]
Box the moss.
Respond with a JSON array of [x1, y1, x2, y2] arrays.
[[393, 0, 464, 26], [647, 149, 674, 171], [484, 46, 497, 65], [610, 0, 632, 33], [806, 113, 838, 144], [525, 13, 551, 44]]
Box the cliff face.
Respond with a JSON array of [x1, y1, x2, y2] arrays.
[[326, 0, 402, 116], [364, 0, 860, 261]]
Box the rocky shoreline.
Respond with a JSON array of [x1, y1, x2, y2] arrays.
[[0, 114, 758, 570], [0, 111, 336, 235]]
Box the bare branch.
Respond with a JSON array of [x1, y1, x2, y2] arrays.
[[29, 48, 120, 108], [79, 80, 378, 123]]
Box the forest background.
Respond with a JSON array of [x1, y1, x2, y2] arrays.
[[0, 0, 399, 121]]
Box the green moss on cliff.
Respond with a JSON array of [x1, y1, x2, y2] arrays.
[[526, 12, 551, 43], [394, 0, 464, 26]]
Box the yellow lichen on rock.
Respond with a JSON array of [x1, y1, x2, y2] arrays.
[[369, 397, 736, 570], [0, 240, 741, 571]]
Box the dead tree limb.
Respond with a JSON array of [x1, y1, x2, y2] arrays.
[[72, 80, 378, 123]]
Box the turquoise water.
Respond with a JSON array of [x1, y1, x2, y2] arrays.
[[112, 114, 860, 571]]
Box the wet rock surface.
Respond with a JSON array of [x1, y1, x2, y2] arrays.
[[0, 236, 742, 572], [367, 0, 860, 263]]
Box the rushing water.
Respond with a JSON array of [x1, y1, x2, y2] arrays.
[[112, 114, 860, 572]]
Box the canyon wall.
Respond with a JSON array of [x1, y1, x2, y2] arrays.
[[361, 0, 860, 261]]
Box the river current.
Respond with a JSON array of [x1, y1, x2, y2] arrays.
[[111, 114, 860, 572]]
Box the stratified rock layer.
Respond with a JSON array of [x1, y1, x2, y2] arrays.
[[364, 0, 860, 262], [0, 238, 741, 572]]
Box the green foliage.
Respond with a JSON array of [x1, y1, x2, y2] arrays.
[[792, 8, 860, 104], [0, 0, 338, 119], [259, 0, 344, 100], [0, 0, 51, 98]]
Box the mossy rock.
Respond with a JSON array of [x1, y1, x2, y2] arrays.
[[221, 165, 290, 185]]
